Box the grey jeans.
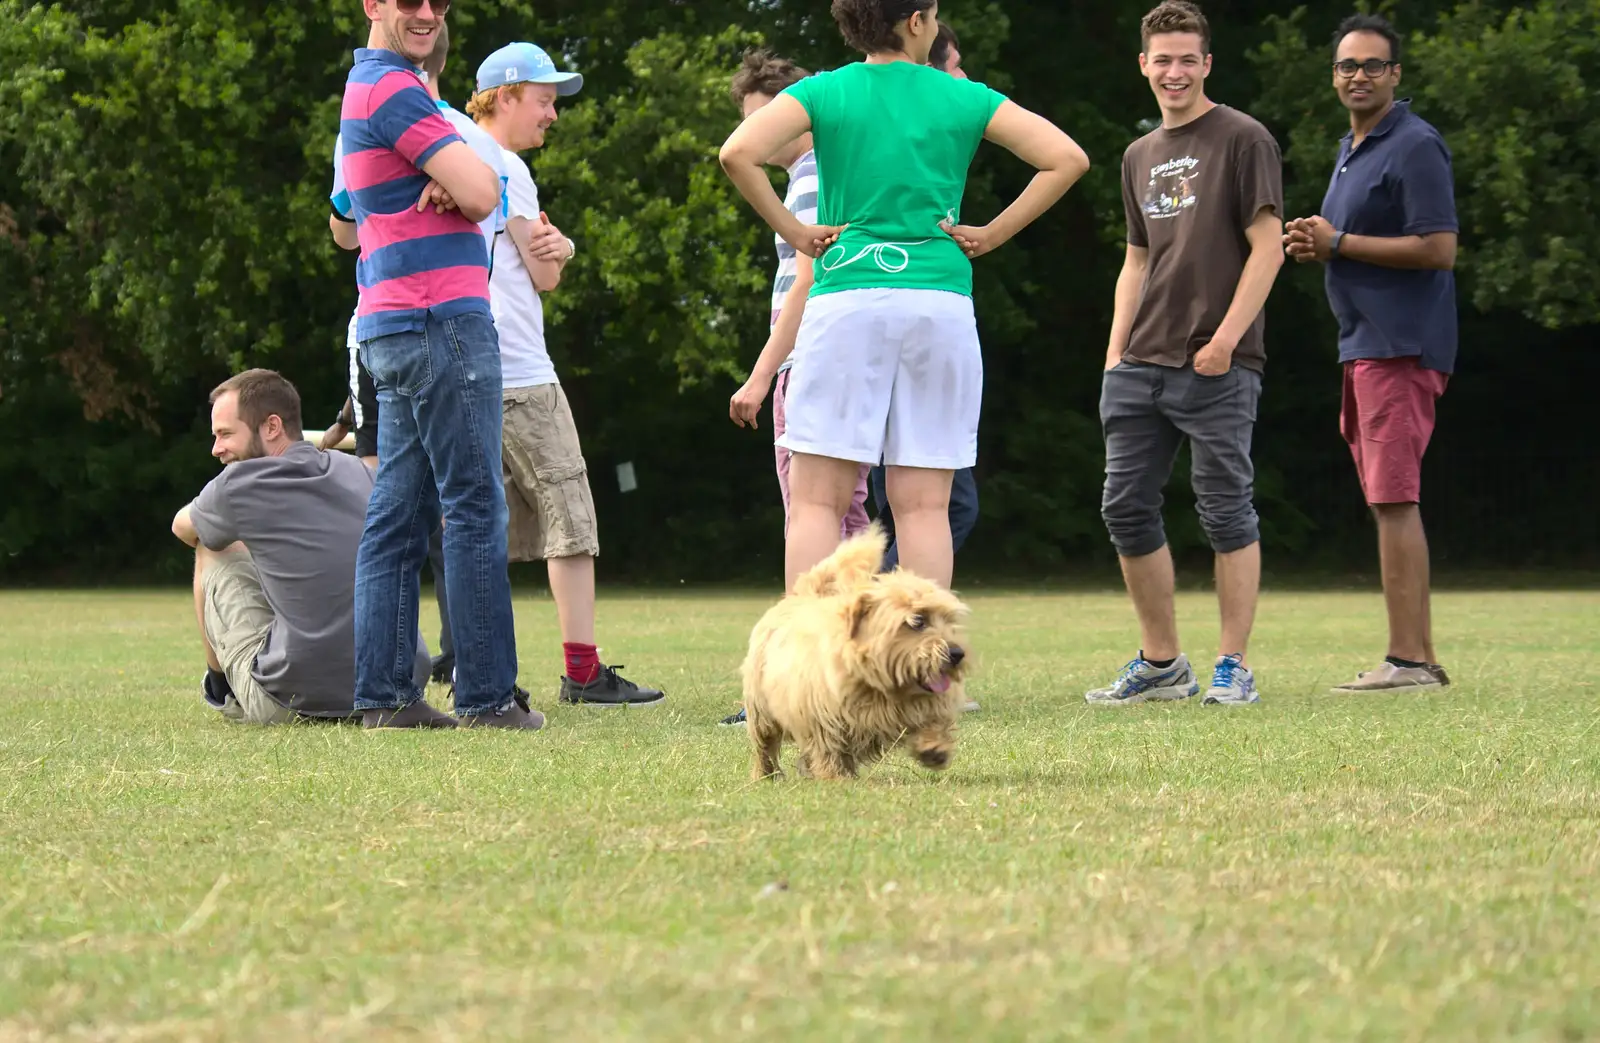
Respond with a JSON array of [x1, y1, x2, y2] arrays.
[[1099, 360, 1262, 557]]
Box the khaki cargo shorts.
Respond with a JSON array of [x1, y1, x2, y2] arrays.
[[201, 552, 297, 725], [502, 383, 600, 562]]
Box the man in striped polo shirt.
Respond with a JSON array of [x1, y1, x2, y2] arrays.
[[340, 0, 540, 730]]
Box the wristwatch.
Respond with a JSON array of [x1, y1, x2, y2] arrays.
[[1331, 229, 1346, 257], [564, 236, 576, 261]]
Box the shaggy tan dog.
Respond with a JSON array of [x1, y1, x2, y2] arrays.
[[741, 525, 970, 781]]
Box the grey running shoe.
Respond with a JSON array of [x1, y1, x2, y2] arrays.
[[961, 699, 981, 713], [1085, 654, 1200, 706], [1331, 661, 1446, 694], [1201, 654, 1260, 706]]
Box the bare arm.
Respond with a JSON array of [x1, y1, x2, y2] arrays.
[[719, 95, 843, 257], [1285, 218, 1456, 270], [944, 101, 1091, 257], [419, 141, 501, 224], [1338, 231, 1456, 270], [1213, 208, 1286, 348], [1106, 244, 1149, 369], [731, 253, 814, 429], [172, 504, 200, 548], [507, 215, 565, 293], [329, 214, 359, 251]]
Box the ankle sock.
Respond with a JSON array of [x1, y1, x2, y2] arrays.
[[1141, 651, 1177, 669], [564, 643, 600, 685], [1386, 655, 1427, 670]]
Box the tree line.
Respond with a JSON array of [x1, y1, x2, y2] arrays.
[[1, 0, 1595, 583]]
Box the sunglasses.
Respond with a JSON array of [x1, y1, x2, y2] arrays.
[[1333, 59, 1397, 78], [393, 0, 451, 15]]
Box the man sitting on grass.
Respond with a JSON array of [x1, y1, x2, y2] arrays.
[[171, 369, 431, 725]]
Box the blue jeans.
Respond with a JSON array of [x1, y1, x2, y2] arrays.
[[354, 310, 518, 716], [869, 465, 980, 571]]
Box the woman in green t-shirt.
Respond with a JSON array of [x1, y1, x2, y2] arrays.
[[720, 0, 1089, 591]]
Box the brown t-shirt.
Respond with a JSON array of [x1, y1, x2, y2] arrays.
[[1120, 104, 1283, 372]]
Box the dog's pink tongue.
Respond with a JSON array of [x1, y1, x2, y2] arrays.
[[926, 673, 952, 694]]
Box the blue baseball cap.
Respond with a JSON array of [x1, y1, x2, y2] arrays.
[[475, 42, 583, 97]]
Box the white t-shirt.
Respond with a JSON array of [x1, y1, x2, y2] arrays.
[[439, 104, 507, 264], [490, 148, 558, 389]]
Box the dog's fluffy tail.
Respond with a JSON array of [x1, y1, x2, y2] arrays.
[[794, 523, 888, 599]]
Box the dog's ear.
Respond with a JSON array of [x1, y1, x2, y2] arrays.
[[847, 586, 878, 642]]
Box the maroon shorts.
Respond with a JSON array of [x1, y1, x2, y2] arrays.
[[1340, 357, 1449, 505]]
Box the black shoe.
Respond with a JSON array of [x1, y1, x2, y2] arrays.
[[559, 665, 665, 707], [202, 669, 233, 710], [362, 699, 459, 729], [458, 687, 546, 730], [429, 654, 456, 686], [718, 707, 747, 726]]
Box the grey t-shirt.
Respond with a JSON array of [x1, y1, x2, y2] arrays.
[[189, 442, 429, 717]]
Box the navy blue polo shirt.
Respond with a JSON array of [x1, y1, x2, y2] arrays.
[[1321, 101, 1459, 373]]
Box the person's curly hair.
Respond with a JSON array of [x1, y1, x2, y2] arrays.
[[730, 48, 810, 108], [830, 0, 936, 55], [1140, 1, 1210, 54]]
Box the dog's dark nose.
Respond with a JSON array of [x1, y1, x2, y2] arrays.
[[945, 645, 965, 667]]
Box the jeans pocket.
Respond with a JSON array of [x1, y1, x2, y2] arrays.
[[361, 329, 432, 397]]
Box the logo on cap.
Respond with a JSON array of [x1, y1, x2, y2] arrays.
[[505, 67, 518, 81]]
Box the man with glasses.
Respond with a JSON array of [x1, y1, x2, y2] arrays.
[[1284, 13, 1458, 694], [342, 0, 540, 729]]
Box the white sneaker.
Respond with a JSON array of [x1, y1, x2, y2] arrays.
[[1201, 654, 1260, 706], [1085, 654, 1200, 706]]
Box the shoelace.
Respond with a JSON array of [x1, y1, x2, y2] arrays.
[[599, 664, 639, 690], [1211, 655, 1244, 690]]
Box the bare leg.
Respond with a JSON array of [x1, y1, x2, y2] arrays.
[[1374, 503, 1433, 663], [547, 554, 597, 646], [884, 466, 955, 587], [1215, 540, 1261, 664], [785, 453, 871, 593], [1118, 546, 1180, 661]]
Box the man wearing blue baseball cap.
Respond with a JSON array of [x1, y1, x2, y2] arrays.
[[465, 43, 666, 709]]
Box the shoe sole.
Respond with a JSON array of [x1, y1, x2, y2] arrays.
[[1085, 685, 1198, 706], [560, 694, 668, 709], [1328, 681, 1443, 695], [1202, 694, 1261, 706]]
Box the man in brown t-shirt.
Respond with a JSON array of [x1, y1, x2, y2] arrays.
[[1087, 0, 1285, 709]]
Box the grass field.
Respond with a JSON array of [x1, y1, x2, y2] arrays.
[[1, 584, 1597, 1042]]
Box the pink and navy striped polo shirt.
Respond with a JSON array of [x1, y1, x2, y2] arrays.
[[340, 48, 491, 340]]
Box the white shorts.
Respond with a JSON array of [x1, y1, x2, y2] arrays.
[[776, 288, 982, 469]]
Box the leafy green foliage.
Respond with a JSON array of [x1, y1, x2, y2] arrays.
[[0, 0, 1594, 580]]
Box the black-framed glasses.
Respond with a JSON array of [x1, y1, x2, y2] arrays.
[[1333, 59, 1397, 78], [394, 0, 451, 14]]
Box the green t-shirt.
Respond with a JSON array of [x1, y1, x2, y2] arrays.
[[783, 61, 1007, 299]]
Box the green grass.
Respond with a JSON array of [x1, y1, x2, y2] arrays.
[[1, 585, 1597, 1042]]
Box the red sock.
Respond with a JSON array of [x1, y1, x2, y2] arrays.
[[564, 642, 600, 685]]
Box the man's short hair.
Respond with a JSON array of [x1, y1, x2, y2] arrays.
[[1333, 12, 1401, 64], [420, 20, 451, 81], [210, 369, 304, 440], [730, 48, 810, 108], [929, 23, 960, 70], [466, 80, 526, 121], [1141, 1, 1211, 54]]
